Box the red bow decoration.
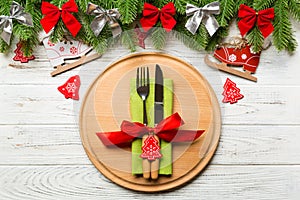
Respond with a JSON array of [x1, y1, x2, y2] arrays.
[[238, 4, 274, 38], [140, 2, 176, 32], [96, 112, 205, 147], [40, 0, 81, 37]]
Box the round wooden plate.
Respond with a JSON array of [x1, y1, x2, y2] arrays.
[[79, 52, 221, 192]]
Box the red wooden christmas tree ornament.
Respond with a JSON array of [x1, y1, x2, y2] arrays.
[[141, 135, 162, 161], [58, 75, 81, 100], [13, 42, 35, 63], [222, 78, 244, 104]]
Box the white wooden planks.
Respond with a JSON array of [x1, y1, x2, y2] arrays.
[[0, 21, 299, 199]]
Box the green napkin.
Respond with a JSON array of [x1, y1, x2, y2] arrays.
[[130, 78, 173, 175]]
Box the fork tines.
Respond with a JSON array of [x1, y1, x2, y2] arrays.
[[136, 67, 150, 90]]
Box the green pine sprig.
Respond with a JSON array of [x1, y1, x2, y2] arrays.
[[1, 0, 300, 56], [273, 0, 297, 52], [206, 27, 229, 51], [288, 0, 300, 22], [218, 0, 236, 27], [117, 0, 139, 24], [0, 0, 13, 53], [246, 26, 264, 52], [253, 0, 276, 10], [151, 25, 167, 49], [173, 23, 203, 51], [121, 25, 138, 52]]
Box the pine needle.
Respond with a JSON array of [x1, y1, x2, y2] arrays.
[[288, 0, 300, 22], [246, 26, 264, 52], [151, 27, 167, 50], [273, 0, 297, 52], [253, 0, 276, 10], [218, 0, 235, 27], [117, 0, 139, 24]]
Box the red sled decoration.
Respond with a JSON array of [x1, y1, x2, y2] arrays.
[[58, 75, 80, 100], [222, 78, 244, 104], [205, 44, 260, 82], [141, 135, 162, 161]]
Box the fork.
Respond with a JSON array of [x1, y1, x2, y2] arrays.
[[136, 67, 150, 126], [136, 67, 151, 179]]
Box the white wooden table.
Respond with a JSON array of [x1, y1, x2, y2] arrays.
[[1, 23, 300, 199]]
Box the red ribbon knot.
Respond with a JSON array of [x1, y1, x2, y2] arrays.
[[238, 4, 274, 38], [140, 2, 176, 32], [40, 0, 82, 37], [96, 112, 205, 147]]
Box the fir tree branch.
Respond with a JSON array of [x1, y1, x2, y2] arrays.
[[288, 0, 300, 22], [151, 26, 167, 49], [173, 23, 203, 51], [195, 24, 209, 48], [173, 0, 185, 15], [150, 0, 172, 8], [76, 0, 88, 11], [50, 20, 66, 43], [253, 0, 276, 10], [117, 0, 139, 24], [218, 0, 235, 27], [0, 39, 9, 54], [0, 0, 14, 53], [273, 0, 297, 52], [286, 36, 298, 52], [121, 29, 137, 52], [238, 0, 254, 7], [78, 12, 110, 54], [90, 0, 118, 9], [246, 26, 264, 52], [206, 27, 229, 51]]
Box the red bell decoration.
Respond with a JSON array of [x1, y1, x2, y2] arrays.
[[58, 75, 81, 100]]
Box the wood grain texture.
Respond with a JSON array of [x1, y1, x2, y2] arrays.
[[0, 21, 299, 198], [1, 125, 300, 165], [0, 166, 299, 200], [0, 85, 299, 125]]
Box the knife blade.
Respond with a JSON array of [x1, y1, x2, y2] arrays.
[[152, 64, 164, 179], [155, 64, 164, 125]]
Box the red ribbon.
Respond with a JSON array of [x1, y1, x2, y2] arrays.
[[238, 4, 274, 38], [140, 2, 176, 32], [96, 112, 205, 147], [40, 0, 81, 37]]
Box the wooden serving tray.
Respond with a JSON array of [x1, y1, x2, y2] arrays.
[[79, 52, 221, 192]]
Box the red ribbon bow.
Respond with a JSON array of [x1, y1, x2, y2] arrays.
[[238, 4, 274, 38], [140, 2, 177, 32], [40, 0, 81, 37], [96, 112, 205, 147]]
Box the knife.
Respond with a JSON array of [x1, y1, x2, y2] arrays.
[[150, 64, 164, 179], [155, 64, 164, 125]]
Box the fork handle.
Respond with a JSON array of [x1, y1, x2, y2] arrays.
[[143, 100, 148, 125]]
